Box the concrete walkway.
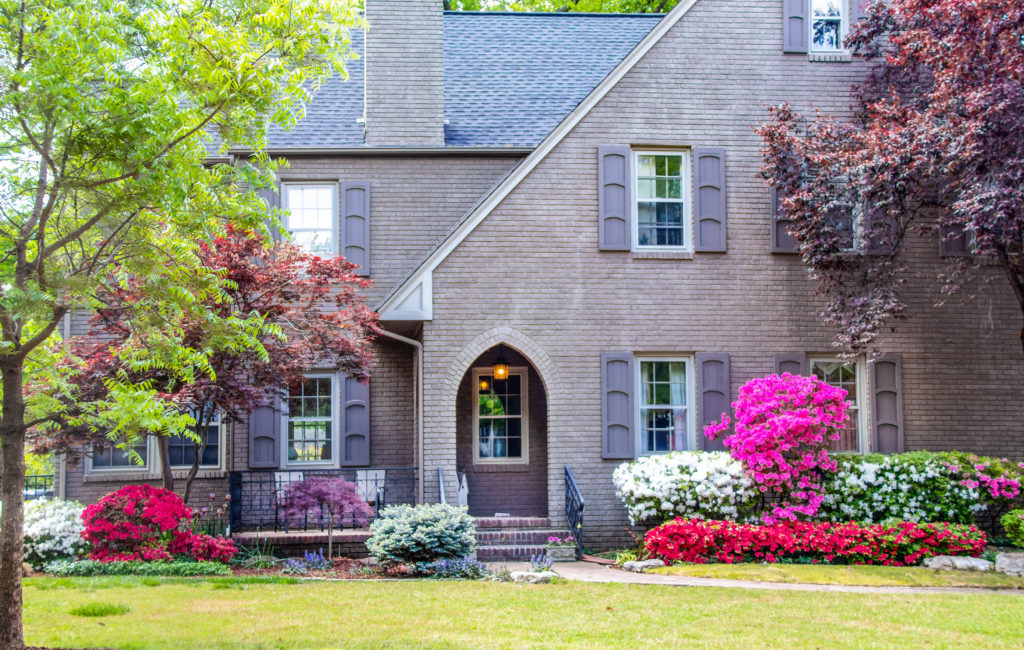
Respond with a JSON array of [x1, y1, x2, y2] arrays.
[[498, 561, 1024, 595]]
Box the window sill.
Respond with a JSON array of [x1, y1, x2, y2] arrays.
[[84, 471, 155, 483], [808, 51, 852, 63], [170, 469, 227, 480], [631, 250, 694, 261], [469, 463, 531, 473]]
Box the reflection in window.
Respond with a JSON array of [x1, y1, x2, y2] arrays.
[[639, 360, 689, 454], [811, 0, 843, 52], [92, 440, 148, 469], [476, 372, 524, 461], [287, 377, 333, 463]]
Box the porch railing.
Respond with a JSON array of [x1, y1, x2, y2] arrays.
[[228, 467, 417, 532], [564, 465, 585, 560], [24, 474, 54, 501]]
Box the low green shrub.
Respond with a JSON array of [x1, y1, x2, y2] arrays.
[[365, 503, 475, 570], [44, 559, 231, 577], [1002, 509, 1024, 547], [69, 602, 131, 617]]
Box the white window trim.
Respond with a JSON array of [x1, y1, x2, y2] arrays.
[[809, 356, 867, 454], [809, 0, 848, 54], [472, 366, 529, 465], [281, 182, 339, 256], [634, 356, 697, 455], [282, 373, 340, 469], [631, 150, 693, 253]]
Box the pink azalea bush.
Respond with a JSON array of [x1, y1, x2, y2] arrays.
[[705, 373, 849, 523]]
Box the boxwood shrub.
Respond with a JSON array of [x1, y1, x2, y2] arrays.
[[366, 503, 475, 571]]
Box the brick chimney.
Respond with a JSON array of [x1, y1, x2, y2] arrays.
[[364, 0, 445, 147]]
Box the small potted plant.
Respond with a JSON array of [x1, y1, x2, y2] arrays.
[[545, 536, 577, 562]]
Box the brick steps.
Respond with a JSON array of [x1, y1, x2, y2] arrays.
[[476, 544, 548, 562], [472, 516, 568, 561]]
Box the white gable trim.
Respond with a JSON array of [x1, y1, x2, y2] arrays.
[[377, 0, 699, 320]]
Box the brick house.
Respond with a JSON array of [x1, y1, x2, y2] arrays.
[[56, 0, 1024, 553]]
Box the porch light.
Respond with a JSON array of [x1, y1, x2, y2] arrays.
[[492, 356, 509, 380]]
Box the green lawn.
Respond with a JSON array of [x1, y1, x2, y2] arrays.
[[23, 576, 1024, 649], [652, 563, 1024, 589]]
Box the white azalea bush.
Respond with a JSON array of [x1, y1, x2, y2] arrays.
[[23, 498, 88, 568], [613, 451, 757, 525], [818, 454, 982, 524]]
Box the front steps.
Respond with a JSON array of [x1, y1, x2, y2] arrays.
[[473, 517, 570, 562]]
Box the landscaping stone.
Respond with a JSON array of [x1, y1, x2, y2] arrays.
[[922, 555, 993, 572], [995, 552, 1024, 577], [511, 570, 558, 584], [545, 546, 577, 562], [622, 559, 665, 573]]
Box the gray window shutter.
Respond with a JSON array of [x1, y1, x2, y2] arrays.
[[856, 0, 872, 23], [257, 183, 281, 243], [783, 0, 809, 53], [248, 404, 281, 469], [940, 225, 969, 257], [771, 188, 798, 253], [340, 374, 371, 466], [871, 355, 904, 453], [864, 203, 896, 255], [601, 353, 634, 459], [598, 146, 632, 251], [773, 353, 807, 375], [694, 148, 727, 252], [341, 181, 371, 275], [697, 353, 730, 451]]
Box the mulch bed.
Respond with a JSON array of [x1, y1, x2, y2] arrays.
[[231, 557, 414, 579]]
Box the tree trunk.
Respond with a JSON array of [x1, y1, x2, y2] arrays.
[[183, 410, 213, 504], [0, 361, 27, 649], [157, 436, 174, 492], [327, 511, 334, 560]]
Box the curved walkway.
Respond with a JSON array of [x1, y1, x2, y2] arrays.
[[502, 561, 1024, 595]]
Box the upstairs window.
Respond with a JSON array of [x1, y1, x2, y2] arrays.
[[635, 152, 690, 249], [811, 0, 844, 52], [283, 184, 336, 257]]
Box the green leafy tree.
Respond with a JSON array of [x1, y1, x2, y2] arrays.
[[0, 0, 360, 645]]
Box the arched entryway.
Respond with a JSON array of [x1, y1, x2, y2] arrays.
[[455, 344, 548, 517]]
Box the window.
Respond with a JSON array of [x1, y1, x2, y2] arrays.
[[473, 367, 528, 464], [810, 358, 864, 452], [634, 151, 690, 249], [168, 412, 222, 468], [636, 358, 695, 455], [91, 439, 148, 470], [283, 184, 336, 256], [811, 0, 845, 52], [826, 207, 858, 251], [286, 376, 335, 464]]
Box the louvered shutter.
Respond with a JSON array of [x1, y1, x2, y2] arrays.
[[601, 353, 635, 459], [341, 181, 371, 275], [940, 225, 969, 257], [598, 146, 632, 251], [697, 353, 730, 451], [774, 353, 807, 376], [771, 188, 798, 253], [248, 404, 281, 469], [257, 183, 281, 243], [872, 355, 904, 453], [856, 0, 872, 23], [783, 0, 809, 53], [694, 148, 727, 252], [340, 374, 371, 466]]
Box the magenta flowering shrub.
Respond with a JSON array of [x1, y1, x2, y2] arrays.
[[705, 373, 849, 523]]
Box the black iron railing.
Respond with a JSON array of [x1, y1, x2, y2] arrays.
[[564, 465, 585, 560], [228, 467, 417, 532], [24, 475, 54, 501]]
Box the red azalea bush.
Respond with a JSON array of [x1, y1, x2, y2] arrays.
[[645, 517, 985, 567], [82, 485, 236, 563]]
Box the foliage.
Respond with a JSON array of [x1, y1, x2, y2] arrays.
[[24, 450, 53, 477], [705, 374, 849, 522], [529, 554, 553, 572], [758, 0, 1024, 353], [365, 504, 476, 569], [1002, 510, 1024, 548], [43, 559, 231, 577], [546, 536, 575, 547], [278, 477, 374, 559], [940, 452, 1023, 504], [22, 499, 87, 569], [430, 558, 491, 580], [613, 550, 638, 566], [645, 518, 986, 567], [231, 538, 280, 569], [612, 451, 757, 525], [282, 548, 332, 575], [81, 485, 235, 563], [68, 602, 131, 617]]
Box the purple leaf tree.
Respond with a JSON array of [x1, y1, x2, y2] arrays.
[[278, 476, 374, 559]]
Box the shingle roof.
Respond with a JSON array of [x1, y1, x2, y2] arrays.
[[260, 12, 662, 150]]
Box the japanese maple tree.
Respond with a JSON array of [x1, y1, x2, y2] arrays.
[[32, 226, 379, 502], [279, 476, 374, 558], [758, 0, 1024, 352]]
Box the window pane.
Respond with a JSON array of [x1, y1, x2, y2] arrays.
[[638, 179, 655, 200], [813, 19, 842, 50], [637, 155, 655, 176], [812, 0, 841, 17]]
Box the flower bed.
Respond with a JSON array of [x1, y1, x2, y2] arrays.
[[644, 518, 986, 566], [23, 498, 87, 569]]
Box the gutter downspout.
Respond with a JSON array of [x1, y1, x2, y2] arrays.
[[377, 329, 424, 504]]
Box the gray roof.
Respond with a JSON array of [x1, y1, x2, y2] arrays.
[[261, 12, 662, 150]]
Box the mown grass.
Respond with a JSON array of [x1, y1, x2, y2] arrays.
[[652, 563, 1024, 589], [23, 576, 1024, 649]]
